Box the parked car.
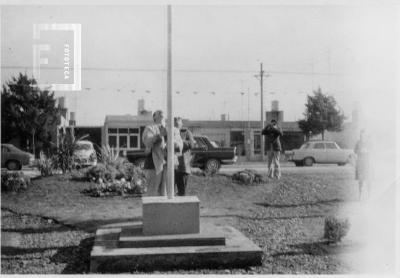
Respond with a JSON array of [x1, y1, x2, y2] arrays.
[[73, 140, 97, 168], [285, 140, 354, 167], [1, 144, 35, 170], [126, 135, 237, 173]]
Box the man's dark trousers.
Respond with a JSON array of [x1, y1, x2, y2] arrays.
[[175, 171, 188, 196]]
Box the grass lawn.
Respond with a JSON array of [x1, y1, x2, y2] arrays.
[[1, 166, 360, 274]]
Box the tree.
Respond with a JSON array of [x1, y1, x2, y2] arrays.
[[297, 88, 345, 140], [1, 73, 60, 155]]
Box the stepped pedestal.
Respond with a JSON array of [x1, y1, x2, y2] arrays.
[[90, 196, 262, 273]]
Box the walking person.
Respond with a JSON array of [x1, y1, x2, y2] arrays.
[[354, 129, 371, 200], [262, 119, 283, 179], [174, 117, 195, 196]]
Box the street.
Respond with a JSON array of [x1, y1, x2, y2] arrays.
[[219, 162, 354, 174]]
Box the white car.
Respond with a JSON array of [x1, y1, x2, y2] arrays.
[[285, 140, 354, 167], [73, 140, 97, 168]]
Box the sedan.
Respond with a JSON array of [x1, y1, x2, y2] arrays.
[[285, 140, 354, 167], [1, 144, 35, 170]]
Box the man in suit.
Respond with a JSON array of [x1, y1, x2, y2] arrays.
[[142, 110, 182, 196], [174, 117, 195, 196], [262, 119, 283, 179]]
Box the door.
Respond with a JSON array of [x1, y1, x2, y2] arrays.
[[312, 142, 326, 163], [325, 142, 342, 163], [1, 146, 10, 167]]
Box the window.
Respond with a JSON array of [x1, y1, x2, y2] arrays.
[[314, 143, 325, 149], [300, 143, 311, 149], [194, 137, 207, 148], [210, 141, 219, 148], [325, 142, 338, 149], [254, 131, 261, 154], [119, 128, 128, 134], [1, 146, 9, 153], [109, 136, 117, 148], [75, 143, 92, 151], [108, 127, 141, 149], [119, 136, 128, 148], [130, 135, 139, 148], [230, 131, 244, 143], [129, 128, 139, 134]]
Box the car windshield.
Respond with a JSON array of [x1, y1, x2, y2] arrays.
[[300, 143, 311, 149], [75, 143, 92, 151], [7, 145, 23, 152]]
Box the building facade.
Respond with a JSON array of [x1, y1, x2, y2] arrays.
[[97, 100, 305, 161]]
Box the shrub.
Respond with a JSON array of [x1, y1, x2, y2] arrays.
[[83, 178, 146, 197], [118, 162, 145, 181], [100, 145, 126, 168], [85, 163, 120, 182], [232, 169, 266, 185], [324, 216, 350, 243], [37, 151, 56, 177], [55, 128, 89, 173], [1, 171, 31, 192], [82, 162, 147, 197]]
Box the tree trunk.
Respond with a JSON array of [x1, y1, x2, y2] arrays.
[[32, 131, 35, 157], [321, 130, 325, 140]]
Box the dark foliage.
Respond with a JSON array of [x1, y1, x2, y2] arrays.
[[297, 88, 345, 140], [1, 73, 60, 155], [324, 216, 350, 243], [1, 171, 31, 192]]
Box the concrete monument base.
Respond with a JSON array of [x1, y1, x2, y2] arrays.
[[90, 221, 263, 273], [142, 196, 200, 235]]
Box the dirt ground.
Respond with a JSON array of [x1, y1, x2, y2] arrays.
[[1, 165, 365, 274]]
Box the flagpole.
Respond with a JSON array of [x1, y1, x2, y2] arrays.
[[166, 5, 174, 199]]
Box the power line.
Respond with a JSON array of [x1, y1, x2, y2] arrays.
[[1, 66, 348, 76]]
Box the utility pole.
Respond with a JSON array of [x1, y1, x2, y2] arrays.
[[246, 87, 251, 161], [255, 63, 269, 161]]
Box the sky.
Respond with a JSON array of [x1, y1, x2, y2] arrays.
[[1, 4, 398, 127]]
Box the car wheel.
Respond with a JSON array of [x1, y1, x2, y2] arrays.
[[135, 158, 146, 170], [6, 160, 21, 171], [205, 159, 220, 173], [294, 161, 303, 167], [303, 157, 314, 167]]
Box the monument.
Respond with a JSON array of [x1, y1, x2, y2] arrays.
[[89, 6, 263, 272]]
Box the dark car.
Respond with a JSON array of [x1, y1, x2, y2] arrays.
[[1, 144, 35, 170], [126, 135, 237, 173]]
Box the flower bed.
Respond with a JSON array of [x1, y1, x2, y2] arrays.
[[82, 178, 146, 197], [82, 162, 147, 197]]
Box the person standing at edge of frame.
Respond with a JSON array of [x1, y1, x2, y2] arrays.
[[354, 129, 371, 200], [174, 117, 195, 196], [262, 119, 283, 179]]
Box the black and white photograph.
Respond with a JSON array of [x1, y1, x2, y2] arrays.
[[1, 0, 399, 275]]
